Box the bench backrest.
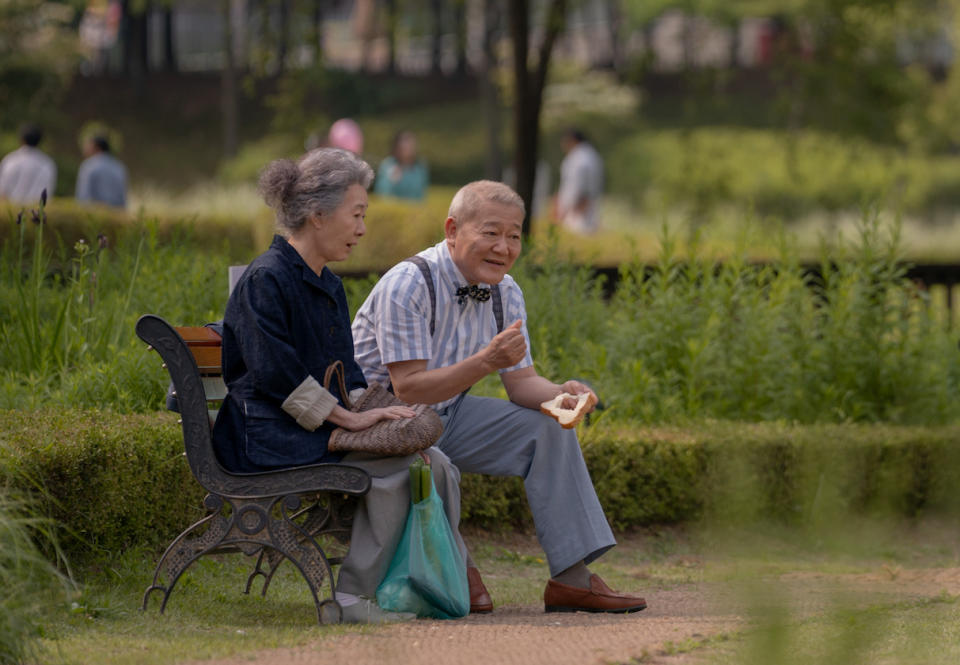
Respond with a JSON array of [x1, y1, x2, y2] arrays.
[[174, 326, 227, 424], [138, 314, 371, 499]]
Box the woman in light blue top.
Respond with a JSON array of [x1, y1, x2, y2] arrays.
[[374, 130, 428, 200]]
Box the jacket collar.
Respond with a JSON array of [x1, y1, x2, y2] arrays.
[[272, 234, 341, 296]]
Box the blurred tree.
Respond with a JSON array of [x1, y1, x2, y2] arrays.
[[508, 0, 567, 236], [430, 0, 444, 74], [0, 1, 80, 132], [221, 0, 238, 157], [480, 0, 503, 180]]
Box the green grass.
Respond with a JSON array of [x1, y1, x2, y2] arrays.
[[30, 518, 960, 665], [34, 529, 692, 665], [0, 487, 72, 665]]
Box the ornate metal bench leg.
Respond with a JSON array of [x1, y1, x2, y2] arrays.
[[244, 549, 270, 595], [142, 495, 231, 614]]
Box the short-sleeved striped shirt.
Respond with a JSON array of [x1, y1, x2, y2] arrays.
[[352, 240, 534, 411]]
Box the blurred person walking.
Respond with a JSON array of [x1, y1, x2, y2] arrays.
[[75, 133, 127, 208], [0, 124, 57, 204], [554, 128, 603, 235]]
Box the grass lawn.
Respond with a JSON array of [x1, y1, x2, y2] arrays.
[[32, 518, 960, 665]]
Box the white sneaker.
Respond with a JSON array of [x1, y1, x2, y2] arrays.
[[340, 599, 417, 624]]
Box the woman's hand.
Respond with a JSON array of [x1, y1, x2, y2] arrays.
[[343, 405, 416, 431]]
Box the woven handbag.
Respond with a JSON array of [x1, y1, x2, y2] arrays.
[[323, 361, 443, 456]]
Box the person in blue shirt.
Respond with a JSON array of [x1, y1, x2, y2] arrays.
[[75, 134, 127, 208], [212, 148, 467, 624], [374, 130, 428, 201]]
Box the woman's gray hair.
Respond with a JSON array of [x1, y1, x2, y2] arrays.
[[258, 148, 374, 233], [447, 180, 525, 225]]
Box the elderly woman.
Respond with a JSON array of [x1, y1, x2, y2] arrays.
[[212, 148, 465, 624]]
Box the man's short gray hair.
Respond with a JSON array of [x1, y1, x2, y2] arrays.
[[258, 148, 374, 233], [447, 180, 525, 225]]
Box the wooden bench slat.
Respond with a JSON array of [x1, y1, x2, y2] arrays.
[[176, 326, 223, 346], [189, 346, 223, 375]]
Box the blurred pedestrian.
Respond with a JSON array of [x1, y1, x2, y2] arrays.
[[0, 124, 57, 204], [554, 128, 603, 235], [328, 118, 364, 155], [374, 130, 429, 201], [75, 133, 127, 208]]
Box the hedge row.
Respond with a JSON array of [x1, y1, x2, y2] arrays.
[[2, 410, 959, 562], [1, 193, 449, 273]]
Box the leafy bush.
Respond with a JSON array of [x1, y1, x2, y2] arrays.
[[0, 410, 202, 561], [4, 202, 960, 424], [3, 410, 958, 562]]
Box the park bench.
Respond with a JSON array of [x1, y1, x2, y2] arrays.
[[136, 314, 371, 624]]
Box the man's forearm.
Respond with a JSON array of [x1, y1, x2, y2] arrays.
[[504, 373, 563, 410], [389, 353, 495, 405]]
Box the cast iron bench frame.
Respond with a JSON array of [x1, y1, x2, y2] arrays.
[[136, 314, 371, 624]]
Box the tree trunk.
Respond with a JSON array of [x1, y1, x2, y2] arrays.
[[508, 0, 566, 237], [385, 0, 398, 74], [312, 0, 324, 66], [481, 0, 502, 180], [162, 4, 177, 72], [222, 0, 239, 158], [121, 0, 148, 81], [277, 0, 290, 75], [430, 0, 444, 75], [454, 1, 467, 76], [605, 0, 623, 76]]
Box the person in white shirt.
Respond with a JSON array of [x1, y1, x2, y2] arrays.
[[555, 128, 603, 234], [0, 125, 57, 205], [352, 180, 647, 615]]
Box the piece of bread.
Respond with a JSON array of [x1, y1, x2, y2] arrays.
[[540, 392, 598, 429]]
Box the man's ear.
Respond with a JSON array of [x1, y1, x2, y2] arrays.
[[444, 216, 457, 243]]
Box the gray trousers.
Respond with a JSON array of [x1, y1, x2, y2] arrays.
[[335, 448, 466, 597], [437, 395, 616, 577]]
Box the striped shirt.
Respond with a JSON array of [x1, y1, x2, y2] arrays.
[[352, 240, 533, 411]]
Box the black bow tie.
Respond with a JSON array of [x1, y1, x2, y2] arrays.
[[455, 285, 491, 305]]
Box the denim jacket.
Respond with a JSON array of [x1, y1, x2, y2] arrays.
[[212, 235, 367, 472]]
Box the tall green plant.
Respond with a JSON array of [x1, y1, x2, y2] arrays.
[[0, 485, 71, 665]]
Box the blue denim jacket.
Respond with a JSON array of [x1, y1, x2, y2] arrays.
[[212, 235, 366, 472]]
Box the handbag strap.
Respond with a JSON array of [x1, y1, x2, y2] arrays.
[[323, 360, 353, 410]]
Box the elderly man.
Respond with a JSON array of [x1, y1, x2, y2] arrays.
[[352, 180, 646, 614]]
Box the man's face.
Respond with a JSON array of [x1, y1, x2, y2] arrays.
[[445, 201, 523, 285]]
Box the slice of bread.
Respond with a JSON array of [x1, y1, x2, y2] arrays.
[[540, 392, 598, 429]]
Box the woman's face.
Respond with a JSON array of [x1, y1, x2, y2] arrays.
[[396, 134, 417, 164], [314, 183, 368, 263]]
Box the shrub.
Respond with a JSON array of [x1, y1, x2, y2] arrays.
[[3, 410, 959, 562], [0, 410, 202, 561]]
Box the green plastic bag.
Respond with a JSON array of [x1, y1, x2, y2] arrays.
[[375, 464, 469, 619]]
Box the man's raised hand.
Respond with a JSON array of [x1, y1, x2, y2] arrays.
[[483, 319, 526, 371]]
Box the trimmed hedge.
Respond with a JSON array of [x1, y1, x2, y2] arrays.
[[0, 410, 202, 559], [2, 410, 959, 562]]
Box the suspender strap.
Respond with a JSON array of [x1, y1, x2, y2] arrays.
[[405, 256, 437, 336], [491, 284, 504, 333], [403, 255, 504, 335]]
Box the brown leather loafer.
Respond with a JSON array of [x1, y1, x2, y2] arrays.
[[467, 566, 493, 614], [544, 574, 647, 613]]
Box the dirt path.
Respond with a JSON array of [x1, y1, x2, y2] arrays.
[[186, 585, 740, 665]]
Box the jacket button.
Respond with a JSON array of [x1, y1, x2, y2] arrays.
[[329, 326, 336, 336]]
